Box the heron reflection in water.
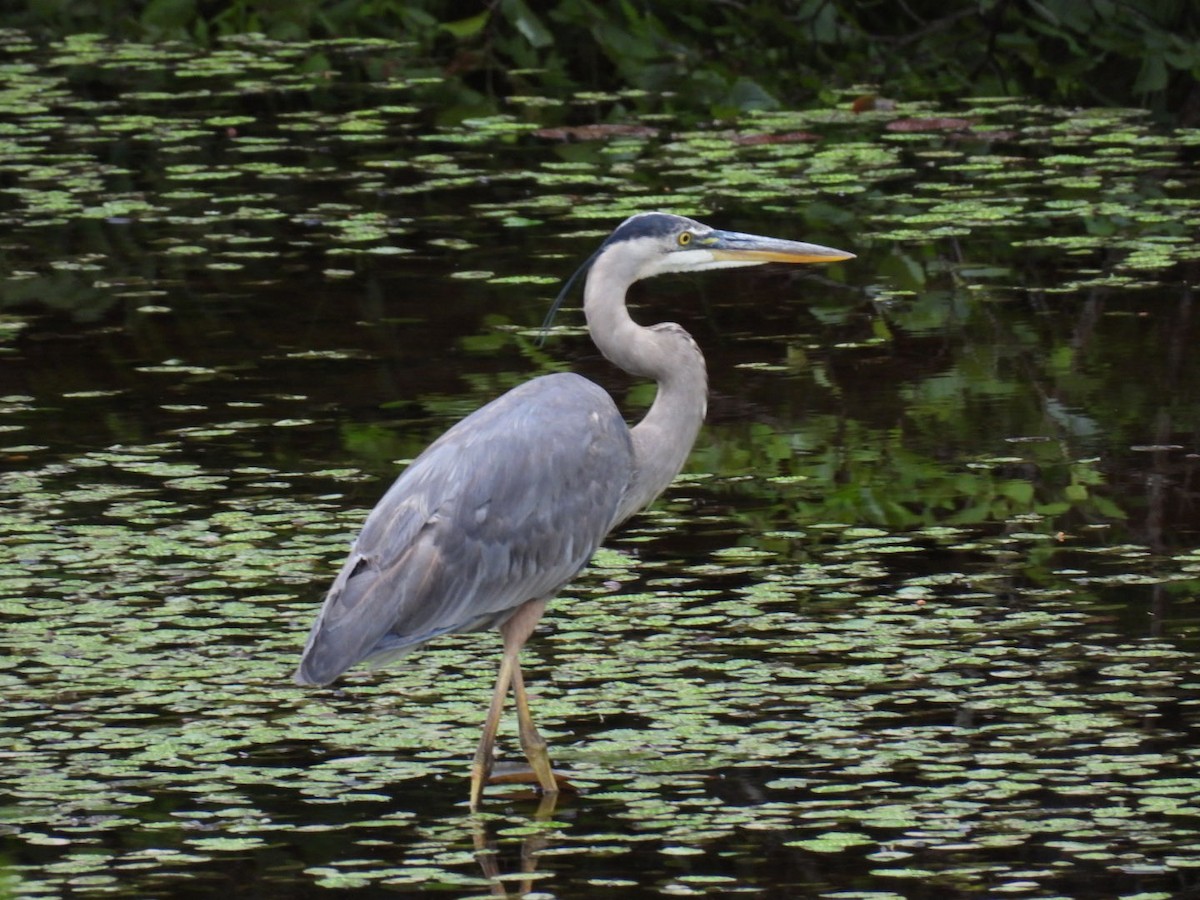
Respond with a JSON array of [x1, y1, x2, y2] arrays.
[[294, 212, 854, 809]]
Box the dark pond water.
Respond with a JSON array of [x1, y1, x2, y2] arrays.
[[2, 33, 1199, 900]]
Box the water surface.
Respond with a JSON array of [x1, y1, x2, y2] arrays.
[[1, 34, 1199, 900]]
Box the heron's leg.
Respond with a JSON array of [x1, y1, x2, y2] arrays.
[[496, 597, 559, 797], [470, 598, 549, 810], [470, 651, 516, 811], [510, 662, 558, 796]]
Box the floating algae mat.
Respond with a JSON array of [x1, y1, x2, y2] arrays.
[[1, 31, 1199, 899]]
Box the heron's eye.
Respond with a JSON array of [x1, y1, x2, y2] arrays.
[[677, 232, 693, 246]]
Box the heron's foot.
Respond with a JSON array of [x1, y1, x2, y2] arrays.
[[487, 761, 576, 793], [468, 761, 574, 810], [469, 743, 497, 811], [517, 729, 561, 797]]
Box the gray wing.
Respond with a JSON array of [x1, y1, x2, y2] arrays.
[[294, 372, 633, 686]]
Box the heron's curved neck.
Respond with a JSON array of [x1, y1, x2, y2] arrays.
[[584, 252, 708, 524]]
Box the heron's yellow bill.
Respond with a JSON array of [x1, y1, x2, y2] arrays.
[[704, 229, 855, 265]]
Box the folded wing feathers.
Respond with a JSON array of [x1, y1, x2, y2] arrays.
[[294, 373, 633, 686]]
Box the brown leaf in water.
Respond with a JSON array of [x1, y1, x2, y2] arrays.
[[851, 95, 897, 113]]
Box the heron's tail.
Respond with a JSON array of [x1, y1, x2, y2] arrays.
[[293, 620, 424, 686], [293, 651, 340, 687], [293, 611, 354, 687]]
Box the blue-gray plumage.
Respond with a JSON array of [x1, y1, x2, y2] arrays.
[[294, 374, 631, 685], [293, 212, 853, 809]]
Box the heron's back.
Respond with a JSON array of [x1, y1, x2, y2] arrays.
[[294, 373, 633, 686]]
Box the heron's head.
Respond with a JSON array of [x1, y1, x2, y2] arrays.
[[540, 212, 853, 338], [600, 212, 855, 281]]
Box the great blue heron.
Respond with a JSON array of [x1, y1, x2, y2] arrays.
[[294, 212, 853, 809]]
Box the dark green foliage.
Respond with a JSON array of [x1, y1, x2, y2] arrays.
[[7, 0, 1200, 120]]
